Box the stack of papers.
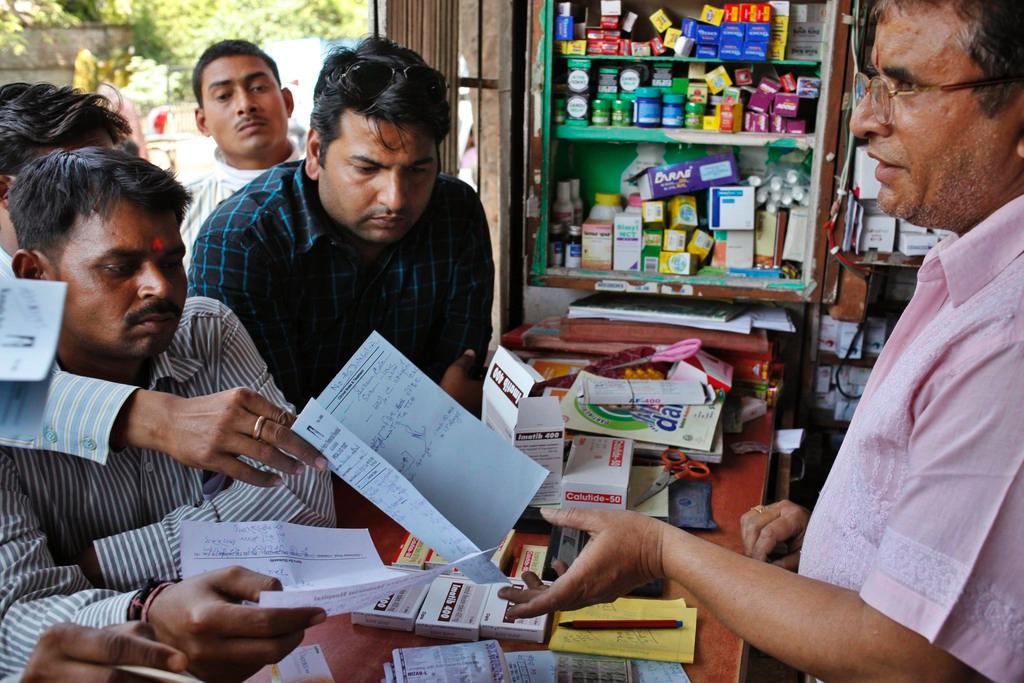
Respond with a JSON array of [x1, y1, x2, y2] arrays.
[[566, 294, 794, 334], [567, 294, 794, 334]]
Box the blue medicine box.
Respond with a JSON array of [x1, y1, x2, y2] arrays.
[[694, 22, 720, 44], [745, 23, 772, 42], [681, 18, 698, 39], [742, 41, 768, 61], [555, 15, 574, 41], [695, 43, 720, 59], [719, 42, 744, 60], [720, 24, 746, 41]]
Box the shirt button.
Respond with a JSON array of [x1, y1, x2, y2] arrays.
[[44, 428, 58, 444], [144, 462, 155, 473], [82, 437, 97, 451]]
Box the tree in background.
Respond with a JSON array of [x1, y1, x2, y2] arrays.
[[0, 0, 74, 54], [131, 0, 366, 66]]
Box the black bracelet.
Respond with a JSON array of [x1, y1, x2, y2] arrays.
[[127, 578, 165, 621]]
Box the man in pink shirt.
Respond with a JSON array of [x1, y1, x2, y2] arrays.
[[500, 1, 1024, 680]]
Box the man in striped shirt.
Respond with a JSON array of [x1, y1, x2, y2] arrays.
[[1, 148, 334, 680], [179, 40, 301, 267], [0, 82, 327, 488]]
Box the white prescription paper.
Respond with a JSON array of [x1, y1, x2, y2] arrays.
[[180, 521, 493, 615], [296, 332, 548, 582], [630, 660, 692, 683], [271, 644, 333, 683], [0, 280, 67, 437], [506, 650, 556, 683], [392, 640, 509, 683], [580, 377, 711, 407]]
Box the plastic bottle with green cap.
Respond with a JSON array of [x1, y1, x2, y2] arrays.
[[591, 99, 612, 126], [612, 99, 632, 126]]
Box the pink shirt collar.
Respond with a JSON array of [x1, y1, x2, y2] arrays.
[[928, 193, 1024, 307]]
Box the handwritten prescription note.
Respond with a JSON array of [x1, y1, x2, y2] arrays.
[[294, 332, 548, 583], [0, 280, 66, 437], [181, 521, 491, 615]]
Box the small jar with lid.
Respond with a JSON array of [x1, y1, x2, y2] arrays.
[[634, 87, 662, 128], [611, 99, 632, 126], [591, 99, 612, 126], [661, 94, 685, 128]]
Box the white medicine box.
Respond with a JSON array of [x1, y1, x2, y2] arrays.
[[708, 186, 756, 230]]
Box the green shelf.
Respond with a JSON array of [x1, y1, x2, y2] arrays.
[[555, 54, 821, 68], [555, 124, 815, 149]]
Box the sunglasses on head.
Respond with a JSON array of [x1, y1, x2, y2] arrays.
[[340, 60, 448, 104]]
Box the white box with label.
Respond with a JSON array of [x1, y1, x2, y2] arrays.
[[561, 435, 633, 510], [415, 576, 488, 641]]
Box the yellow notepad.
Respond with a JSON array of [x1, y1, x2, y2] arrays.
[[549, 597, 697, 663]]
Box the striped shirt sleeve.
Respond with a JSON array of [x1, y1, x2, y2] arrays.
[[93, 305, 335, 591], [0, 371, 136, 465], [0, 453, 136, 674]]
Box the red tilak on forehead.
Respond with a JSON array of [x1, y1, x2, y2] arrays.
[[151, 237, 165, 252]]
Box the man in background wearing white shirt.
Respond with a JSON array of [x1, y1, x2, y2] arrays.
[[180, 40, 301, 262]]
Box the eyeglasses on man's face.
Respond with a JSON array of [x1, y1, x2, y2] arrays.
[[853, 71, 1024, 125]]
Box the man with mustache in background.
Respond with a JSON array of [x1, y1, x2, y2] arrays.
[[189, 37, 493, 414], [180, 40, 301, 267]]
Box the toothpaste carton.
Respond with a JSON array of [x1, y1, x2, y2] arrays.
[[641, 153, 740, 200], [479, 581, 550, 643], [561, 435, 633, 510], [415, 576, 489, 641]]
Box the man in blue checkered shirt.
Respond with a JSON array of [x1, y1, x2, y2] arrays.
[[189, 37, 494, 412]]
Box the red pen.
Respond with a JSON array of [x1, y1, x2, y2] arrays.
[[557, 619, 684, 630]]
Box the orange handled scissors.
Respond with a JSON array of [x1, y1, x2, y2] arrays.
[[634, 448, 711, 506]]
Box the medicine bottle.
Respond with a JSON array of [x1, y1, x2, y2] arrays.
[[634, 87, 662, 128], [565, 225, 582, 268], [591, 99, 612, 126], [662, 94, 685, 128]]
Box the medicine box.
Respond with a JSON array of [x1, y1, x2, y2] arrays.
[[853, 147, 881, 200], [641, 153, 739, 200], [511, 544, 548, 579], [479, 581, 550, 643], [725, 229, 754, 269], [859, 213, 896, 252], [482, 347, 564, 505], [415, 576, 488, 641], [708, 186, 756, 230], [613, 213, 643, 271], [663, 228, 689, 252], [352, 580, 430, 632], [562, 435, 633, 510], [898, 230, 939, 256], [659, 251, 698, 275], [392, 533, 430, 568]]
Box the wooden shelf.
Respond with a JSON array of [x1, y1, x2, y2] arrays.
[[853, 251, 924, 268], [555, 54, 821, 67], [556, 124, 815, 149], [530, 267, 815, 302]]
